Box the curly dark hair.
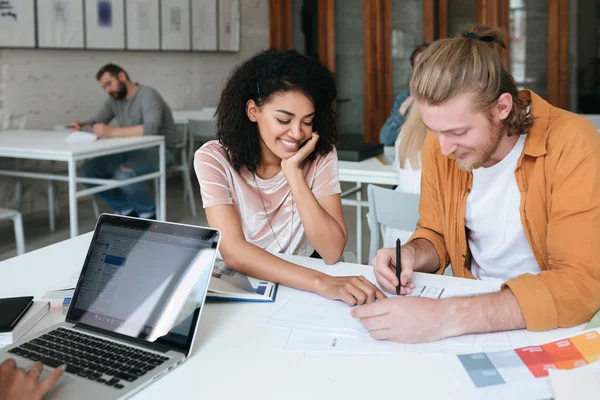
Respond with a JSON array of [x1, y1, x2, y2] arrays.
[[215, 49, 337, 173]]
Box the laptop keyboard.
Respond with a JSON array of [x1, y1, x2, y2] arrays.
[[8, 328, 169, 390]]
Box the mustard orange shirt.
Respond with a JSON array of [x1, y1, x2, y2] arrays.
[[412, 90, 600, 331]]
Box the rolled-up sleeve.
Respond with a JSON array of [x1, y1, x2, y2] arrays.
[[503, 151, 600, 331]]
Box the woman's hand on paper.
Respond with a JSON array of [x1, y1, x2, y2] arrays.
[[0, 359, 64, 400], [316, 275, 386, 306], [372, 247, 416, 295]]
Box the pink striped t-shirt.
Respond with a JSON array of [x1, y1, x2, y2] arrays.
[[194, 140, 342, 257]]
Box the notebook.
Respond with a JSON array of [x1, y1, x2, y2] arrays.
[[206, 260, 278, 302], [0, 296, 33, 333], [0, 301, 50, 346]]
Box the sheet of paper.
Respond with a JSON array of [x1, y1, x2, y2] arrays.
[[66, 131, 98, 143], [281, 325, 585, 357], [269, 272, 587, 358], [268, 291, 368, 337], [550, 366, 600, 400], [43, 272, 80, 299], [268, 272, 500, 338]]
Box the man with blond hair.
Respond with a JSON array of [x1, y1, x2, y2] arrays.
[[353, 26, 600, 343]]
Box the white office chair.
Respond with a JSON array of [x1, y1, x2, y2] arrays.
[[0, 208, 25, 256], [153, 123, 197, 217], [367, 184, 420, 261]]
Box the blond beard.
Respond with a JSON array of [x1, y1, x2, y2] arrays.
[[455, 121, 504, 171]]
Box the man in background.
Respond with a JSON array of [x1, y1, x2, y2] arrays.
[[70, 64, 175, 219]]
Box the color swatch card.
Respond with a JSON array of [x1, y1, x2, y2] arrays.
[[458, 328, 600, 388]]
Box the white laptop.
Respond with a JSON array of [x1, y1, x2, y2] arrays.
[[0, 214, 221, 399]]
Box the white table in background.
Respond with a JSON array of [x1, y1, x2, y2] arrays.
[[172, 109, 215, 124], [338, 146, 398, 263], [0, 130, 167, 238], [0, 233, 472, 400]]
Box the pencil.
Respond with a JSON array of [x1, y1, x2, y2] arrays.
[[396, 238, 401, 295]]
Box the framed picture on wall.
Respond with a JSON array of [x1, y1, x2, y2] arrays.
[[85, 0, 125, 49], [37, 0, 85, 49], [126, 0, 160, 50], [160, 0, 190, 50], [218, 0, 240, 52], [191, 0, 217, 51], [0, 0, 36, 48]]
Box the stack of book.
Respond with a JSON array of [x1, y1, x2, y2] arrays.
[[0, 297, 50, 347]]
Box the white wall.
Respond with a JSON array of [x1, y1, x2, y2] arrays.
[[0, 0, 268, 214]]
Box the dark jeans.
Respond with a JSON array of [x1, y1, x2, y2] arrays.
[[78, 148, 173, 215]]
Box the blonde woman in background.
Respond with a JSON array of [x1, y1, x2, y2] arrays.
[[379, 106, 429, 248]]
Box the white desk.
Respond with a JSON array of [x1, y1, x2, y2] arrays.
[[338, 147, 398, 263], [0, 131, 167, 237], [172, 109, 215, 124], [0, 233, 471, 399]]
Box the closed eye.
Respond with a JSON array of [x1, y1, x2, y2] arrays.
[[303, 120, 314, 127], [276, 118, 291, 125]]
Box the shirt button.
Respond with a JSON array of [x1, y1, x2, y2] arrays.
[[467, 188, 471, 193], [461, 254, 466, 258]]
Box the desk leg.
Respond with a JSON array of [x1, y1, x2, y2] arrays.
[[159, 142, 167, 221], [356, 183, 362, 264], [68, 158, 79, 238]]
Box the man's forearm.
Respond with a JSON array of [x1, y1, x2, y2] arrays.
[[444, 289, 526, 337], [109, 125, 144, 137], [404, 238, 440, 274]]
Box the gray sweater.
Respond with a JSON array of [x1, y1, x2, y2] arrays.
[[88, 84, 178, 147]]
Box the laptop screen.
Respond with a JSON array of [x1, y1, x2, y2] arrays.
[[66, 214, 220, 353]]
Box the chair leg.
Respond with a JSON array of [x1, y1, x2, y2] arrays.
[[181, 166, 197, 217], [154, 178, 160, 209], [48, 181, 55, 232], [188, 136, 195, 170], [367, 211, 380, 262], [53, 182, 60, 217], [12, 212, 25, 256], [14, 180, 22, 210], [91, 197, 100, 219]]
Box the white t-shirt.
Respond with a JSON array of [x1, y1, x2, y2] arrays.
[[466, 134, 540, 281]]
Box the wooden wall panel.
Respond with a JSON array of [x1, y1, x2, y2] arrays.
[[269, 0, 292, 50], [476, 0, 510, 69], [363, 0, 392, 143], [318, 0, 336, 71], [547, 0, 569, 109]]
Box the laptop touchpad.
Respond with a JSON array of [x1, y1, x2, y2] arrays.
[[39, 370, 75, 399]]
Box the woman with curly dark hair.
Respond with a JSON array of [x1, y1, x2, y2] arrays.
[[194, 49, 385, 306]]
